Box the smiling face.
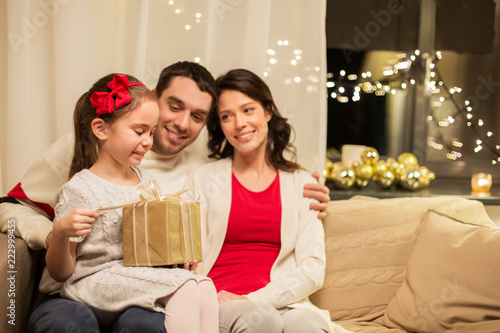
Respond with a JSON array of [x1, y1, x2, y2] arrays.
[[217, 90, 272, 157], [152, 76, 213, 156], [100, 100, 159, 167]]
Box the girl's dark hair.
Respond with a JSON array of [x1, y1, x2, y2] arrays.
[[69, 73, 156, 179], [207, 69, 300, 172]]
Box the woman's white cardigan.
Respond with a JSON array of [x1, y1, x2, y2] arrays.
[[185, 158, 332, 324]]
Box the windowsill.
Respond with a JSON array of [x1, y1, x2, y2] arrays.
[[327, 177, 500, 205]]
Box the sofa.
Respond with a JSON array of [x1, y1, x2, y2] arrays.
[[311, 195, 500, 332], [1, 231, 44, 333], [1, 195, 499, 333]]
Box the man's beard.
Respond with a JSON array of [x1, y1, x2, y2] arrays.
[[152, 128, 188, 156]]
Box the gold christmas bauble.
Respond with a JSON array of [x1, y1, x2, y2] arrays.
[[373, 160, 388, 177], [354, 163, 374, 181], [399, 166, 422, 190], [324, 158, 335, 180], [385, 157, 399, 172], [374, 170, 395, 188], [397, 152, 419, 167], [417, 166, 436, 189], [419, 176, 430, 188], [360, 147, 379, 165], [393, 163, 405, 183], [332, 161, 348, 171], [355, 178, 370, 188], [331, 163, 355, 190]]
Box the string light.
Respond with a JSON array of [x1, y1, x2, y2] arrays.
[[324, 50, 500, 163], [265, 39, 307, 86]]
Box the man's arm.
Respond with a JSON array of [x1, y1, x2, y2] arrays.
[[0, 132, 74, 249], [0, 202, 54, 250], [303, 171, 330, 219]]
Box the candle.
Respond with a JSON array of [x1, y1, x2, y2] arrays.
[[341, 144, 367, 167], [471, 173, 492, 192]]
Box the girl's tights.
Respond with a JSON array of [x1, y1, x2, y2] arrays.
[[163, 279, 218, 333]]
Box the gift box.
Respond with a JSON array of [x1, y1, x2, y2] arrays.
[[121, 183, 202, 267]]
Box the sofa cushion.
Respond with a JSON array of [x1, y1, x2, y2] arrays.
[[310, 195, 494, 322], [382, 209, 500, 332]]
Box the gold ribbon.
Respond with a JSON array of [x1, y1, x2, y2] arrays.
[[95, 180, 200, 212], [100, 180, 199, 266]]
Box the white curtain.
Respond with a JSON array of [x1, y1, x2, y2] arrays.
[[1, 0, 327, 194]]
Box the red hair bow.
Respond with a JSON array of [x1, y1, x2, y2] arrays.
[[90, 74, 146, 117]]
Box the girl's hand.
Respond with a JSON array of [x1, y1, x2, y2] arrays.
[[217, 290, 249, 303], [171, 260, 199, 272], [53, 209, 99, 239]]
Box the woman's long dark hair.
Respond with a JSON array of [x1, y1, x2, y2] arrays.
[[207, 69, 300, 172]]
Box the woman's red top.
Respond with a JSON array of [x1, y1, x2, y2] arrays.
[[207, 172, 282, 295]]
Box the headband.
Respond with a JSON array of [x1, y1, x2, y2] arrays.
[[90, 74, 146, 117]]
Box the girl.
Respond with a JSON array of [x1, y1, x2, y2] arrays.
[[45, 73, 218, 332], [186, 69, 350, 333]]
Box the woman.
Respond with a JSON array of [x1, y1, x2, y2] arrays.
[[187, 69, 348, 333]]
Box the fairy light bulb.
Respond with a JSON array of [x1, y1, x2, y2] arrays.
[[323, 50, 499, 162]]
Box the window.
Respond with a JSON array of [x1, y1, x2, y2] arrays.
[[325, 0, 498, 179]]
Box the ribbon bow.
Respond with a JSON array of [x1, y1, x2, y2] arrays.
[[136, 180, 200, 203], [96, 180, 200, 212], [90, 74, 146, 117]]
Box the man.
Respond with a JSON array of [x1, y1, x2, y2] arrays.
[[0, 61, 330, 332]]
